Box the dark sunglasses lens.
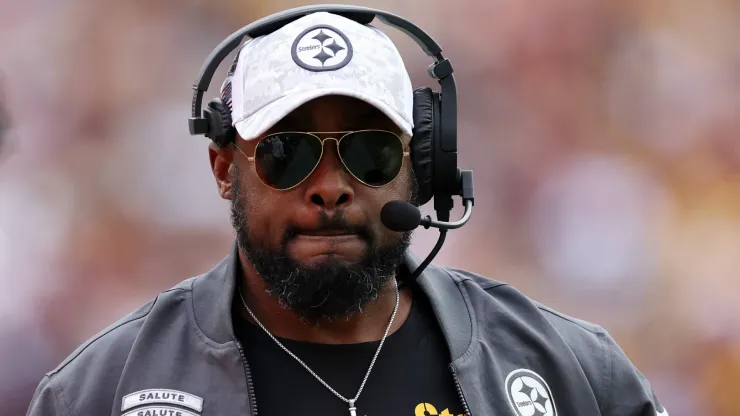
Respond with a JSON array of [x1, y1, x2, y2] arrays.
[[339, 131, 404, 186], [254, 133, 322, 189]]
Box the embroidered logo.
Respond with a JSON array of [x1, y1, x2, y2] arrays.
[[505, 369, 557, 416], [122, 405, 199, 416], [121, 389, 203, 413], [291, 25, 353, 72]]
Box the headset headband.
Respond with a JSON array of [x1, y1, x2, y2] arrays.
[[188, 4, 457, 155]]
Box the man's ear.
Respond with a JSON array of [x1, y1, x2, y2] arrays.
[[208, 142, 234, 200]]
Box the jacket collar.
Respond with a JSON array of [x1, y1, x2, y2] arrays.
[[189, 241, 239, 345], [190, 241, 473, 361], [408, 252, 473, 361]]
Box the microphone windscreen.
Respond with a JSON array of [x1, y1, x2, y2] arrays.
[[380, 200, 421, 232]]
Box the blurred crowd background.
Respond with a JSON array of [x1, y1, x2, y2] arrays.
[[1, 0, 739, 414]]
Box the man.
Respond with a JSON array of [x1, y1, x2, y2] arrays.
[[27, 11, 669, 416]]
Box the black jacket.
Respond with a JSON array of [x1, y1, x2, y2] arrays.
[[27, 243, 669, 416]]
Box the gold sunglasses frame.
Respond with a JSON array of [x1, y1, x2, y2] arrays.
[[234, 129, 411, 191]]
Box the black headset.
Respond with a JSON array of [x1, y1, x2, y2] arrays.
[[188, 4, 468, 223]]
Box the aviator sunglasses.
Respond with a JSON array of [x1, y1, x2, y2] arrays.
[[234, 130, 410, 190]]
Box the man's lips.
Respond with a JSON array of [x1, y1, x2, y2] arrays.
[[297, 229, 356, 237], [294, 232, 361, 242], [286, 225, 369, 260], [290, 228, 366, 247], [289, 230, 366, 259]]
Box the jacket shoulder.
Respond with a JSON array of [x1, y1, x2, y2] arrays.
[[444, 268, 609, 379], [445, 266, 608, 361], [31, 279, 196, 415], [50, 295, 156, 376], [443, 266, 667, 415], [445, 266, 606, 336]]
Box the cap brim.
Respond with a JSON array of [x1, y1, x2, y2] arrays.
[[233, 87, 413, 141]]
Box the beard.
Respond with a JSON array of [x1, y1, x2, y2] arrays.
[[230, 166, 415, 324]]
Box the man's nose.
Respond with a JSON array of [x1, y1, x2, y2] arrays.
[[303, 142, 354, 211]]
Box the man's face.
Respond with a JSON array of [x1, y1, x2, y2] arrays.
[[216, 95, 416, 323]]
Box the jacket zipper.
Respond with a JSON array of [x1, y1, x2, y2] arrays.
[[235, 340, 258, 416], [451, 368, 472, 416]]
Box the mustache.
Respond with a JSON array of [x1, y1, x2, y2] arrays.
[[283, 211, 374, 245]]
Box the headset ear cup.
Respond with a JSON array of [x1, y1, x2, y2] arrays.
[[411, 87, 435, 206], [204, 98, 236, 147]]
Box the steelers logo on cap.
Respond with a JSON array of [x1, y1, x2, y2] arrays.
[[291, 25, 353, 72], [505, 369, 558, 416]]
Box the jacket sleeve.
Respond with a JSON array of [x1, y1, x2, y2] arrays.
[[602, 332, 670, 416], [26, 375, 70, 416]]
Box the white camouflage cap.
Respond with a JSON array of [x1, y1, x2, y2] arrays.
[[220, 12, 414, 141]]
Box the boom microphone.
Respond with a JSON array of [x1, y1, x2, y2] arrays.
[[380, 201, 421, 232], [380, 199, 473, 232], [380, 170, 475, 281]]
